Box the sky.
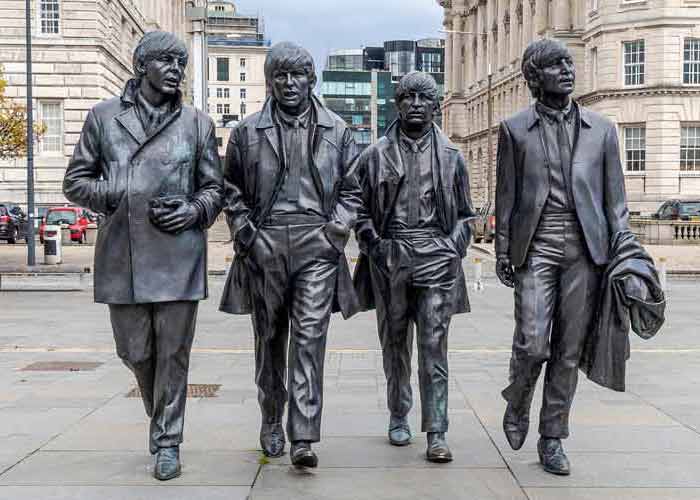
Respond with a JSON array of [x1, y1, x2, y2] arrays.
[[232, 0, 445, 76]]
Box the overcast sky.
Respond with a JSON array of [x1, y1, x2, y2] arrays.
[[232, 0, 444, 76]]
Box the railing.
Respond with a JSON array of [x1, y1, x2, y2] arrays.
[[630, 217, 700, 245]]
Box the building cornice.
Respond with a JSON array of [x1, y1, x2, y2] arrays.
[[583, 19, 700, 41], [579, 85, 700, 105]]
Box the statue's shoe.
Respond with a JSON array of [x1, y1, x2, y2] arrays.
[[388, 415, 411, 446], [290, 441, 318, 468], [154, 446, 181, 481], [426, 432, 453, 463], [503, 402, 529, 450], [538, 437, 571, 476], [260, 423, 285, 458]]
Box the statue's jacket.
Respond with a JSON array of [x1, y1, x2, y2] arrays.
[[63, 79, 224, 304], [219, 95, 362, 318], [352, 120, 476, 313], [495, 103, 630, 267]]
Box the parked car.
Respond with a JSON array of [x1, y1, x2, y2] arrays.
[[652, 199, 700, 221], [0, 202, 29, 244], [471, 206, 495, 244], [39, 207, 94, 244]]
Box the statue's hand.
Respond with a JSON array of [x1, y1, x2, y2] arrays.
[[150, 198, 199, 234], [496, 256, 515, 288]]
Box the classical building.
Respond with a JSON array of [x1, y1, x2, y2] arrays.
[[321, 39, 445, 150], [206, 0, 269, 156], [0, 0, 190, 213], [439, 0, 700, 214]]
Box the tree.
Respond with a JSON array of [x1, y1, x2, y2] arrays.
[[0, 65, 44, 160]]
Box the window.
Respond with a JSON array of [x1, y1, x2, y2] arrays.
[[216, 103, 223, 114], [352, 115, 363, 126], [683, 39, 700, 85], [223, 88, 229, 98], [240, 102, 247, 116], [623, 40, 645, 86], [223, 104, 230, 114], [39, 0, 60, 34], [217, 137, 223, 147], [217, 58, 229, 81], [623, 126, 646, 171], [39, 101, 63, 155], [214, 5, 224, 12], [240, 73, 246, 82], [216, 88, 223, 98], [240, 58, 246, 69], [240, 88, 247, 99], [681, 126, 700, 171]]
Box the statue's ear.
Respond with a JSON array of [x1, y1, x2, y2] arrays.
[[309, 74, 318, 91]]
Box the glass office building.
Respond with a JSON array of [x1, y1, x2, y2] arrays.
[[321, 38, 445, 150]]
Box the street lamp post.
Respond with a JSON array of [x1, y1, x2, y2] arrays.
[[25, 0, 36, 266], [486, 63, 494, 211]]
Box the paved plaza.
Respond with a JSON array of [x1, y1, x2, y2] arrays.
[[1, 265, 699, 499]]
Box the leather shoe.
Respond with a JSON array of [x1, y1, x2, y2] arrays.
[[260, 422, 285, 458], [503, 402, 529, 450], [388, 415, 411, 446], [290, 441, 318, 468], [537, 437, 570, 476], [154, 446, 181, 481], [426, 432, 453, 463]]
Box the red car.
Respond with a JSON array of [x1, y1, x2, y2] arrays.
[[39, 207, 93, 244]]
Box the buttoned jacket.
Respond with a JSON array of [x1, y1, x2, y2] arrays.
[[495, 103, 630, 267], [63, 79, 224, 304]]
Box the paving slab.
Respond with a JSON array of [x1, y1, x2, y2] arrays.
[[0, 450, 261, 486], [252, 467, 527, 500], [0, 486, 250, 500], [506, 452, 700, 488], [525, 488, 700, 500]]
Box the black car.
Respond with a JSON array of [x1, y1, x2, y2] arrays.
[[0, 202, 29, 244], [653, 199, 700, 220]]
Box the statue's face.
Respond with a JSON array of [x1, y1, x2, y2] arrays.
[[397, 89, 436, 129], [270, 65, 313, 112], [142, 52, 187, 96], [537, 54, 576, 97]]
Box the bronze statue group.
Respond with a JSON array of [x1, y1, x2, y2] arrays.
[[63, 32, 666, 481]]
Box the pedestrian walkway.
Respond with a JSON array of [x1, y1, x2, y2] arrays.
[[1, 279, 699, 499]]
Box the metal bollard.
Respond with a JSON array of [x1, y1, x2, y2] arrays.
[[43, 224, 62, 265], [658, 256, 668, 294], [472, 257, 484, 292]]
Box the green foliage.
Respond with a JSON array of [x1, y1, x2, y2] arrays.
[[0, 65, 45, 160]]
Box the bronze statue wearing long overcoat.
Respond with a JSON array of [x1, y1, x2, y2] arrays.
[[64, 79, 224, 304], [219, 95, 361, 318]]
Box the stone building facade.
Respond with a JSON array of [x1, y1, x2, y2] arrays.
[[439, 0, 700, 214], [206, 0, 269, 157], [0, 0, 188, 211]]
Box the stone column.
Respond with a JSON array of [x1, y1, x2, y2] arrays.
[[475, 5, 484, 82], [553, 0, 571, 31], [535, 0, 546, 35], [444, 17, 453, 94], [452, 14, 464, 94], [514, 0, 535, 50], [463, 12, 472, 88]]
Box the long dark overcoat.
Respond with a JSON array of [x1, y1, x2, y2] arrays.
[[63, 79, 224, 304], [352, 121, 476, 313], [218, 96, 362, 318]]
